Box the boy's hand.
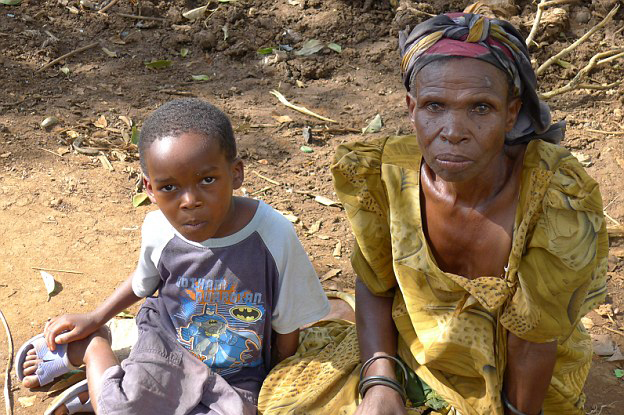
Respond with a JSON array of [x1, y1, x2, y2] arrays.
[[44, 312, 100, 351]]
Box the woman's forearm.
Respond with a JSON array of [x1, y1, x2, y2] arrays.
[[503, 332, 557, 415]]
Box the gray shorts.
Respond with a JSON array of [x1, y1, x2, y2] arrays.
[[97, 300, 257, 415]]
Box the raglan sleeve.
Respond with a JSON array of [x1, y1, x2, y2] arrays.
[[131, 211, 166, 298], [331, 137, 397, 297], [270, 217, 330, 334], [500, 154, 608, 343]]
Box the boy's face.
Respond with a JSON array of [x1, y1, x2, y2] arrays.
[[143, 131, 243, 242]]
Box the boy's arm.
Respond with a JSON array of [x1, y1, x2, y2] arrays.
[[271, 329, 300, 368], [44, 275, 142, 350]]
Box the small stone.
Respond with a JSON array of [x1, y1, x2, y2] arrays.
[[196, 31, 217, 51], [49, 198, 63, 207]]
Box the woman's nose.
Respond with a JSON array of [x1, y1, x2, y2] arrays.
[[439, 110, 470, 144]]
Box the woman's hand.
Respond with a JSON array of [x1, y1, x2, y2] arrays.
[[355, 386, 407, 415], [44, 312, 100, 350]]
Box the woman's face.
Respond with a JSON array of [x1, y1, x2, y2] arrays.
[[406, 58, 521, 183]]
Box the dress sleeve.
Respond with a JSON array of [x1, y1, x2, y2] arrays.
[[500, 155, 608, 343], [331, 138, 397, 297]]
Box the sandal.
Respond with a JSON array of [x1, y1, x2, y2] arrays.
[[16, 333, 77, 387], [45, 379, 93, 415]]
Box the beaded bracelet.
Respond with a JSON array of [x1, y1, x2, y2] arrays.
[[358, 355, 409, 403], [501, 391, 544, 415]]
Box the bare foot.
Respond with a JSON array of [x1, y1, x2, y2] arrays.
[[52, 391, 90, 415]]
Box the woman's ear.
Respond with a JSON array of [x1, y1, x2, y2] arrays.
[[406, 93, 417, 123], [505, 97, 522, 133], [143, 176, 158, 204]]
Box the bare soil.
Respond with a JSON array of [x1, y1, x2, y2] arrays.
[[1, 0, 623, 413]]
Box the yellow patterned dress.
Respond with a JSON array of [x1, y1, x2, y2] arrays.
[[259, 136, 608, 415]]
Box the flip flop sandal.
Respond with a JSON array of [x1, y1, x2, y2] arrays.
[[16, 333, 77, 387], [45, 379, 93, 415]]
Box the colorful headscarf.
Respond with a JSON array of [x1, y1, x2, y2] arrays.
[[399, 13, 564, 144]]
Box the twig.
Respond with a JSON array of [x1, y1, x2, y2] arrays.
[[98, 0, 120, 14], [539, 49, 624, 99], [587, 129, 624, 136], [39, 148, 63, 158], [116, 13, 168, 22], [0, 309, 13, 415], [536, 4, 619, 76], [250, 185, 275, 196], [604, 326, 624, 337], [604, 212, 621, 226], [526, 0, 546, 47], [608, 225, 624, 238], [270, 90, 337, 124], [251, 171, 280, 185], [31, 266, 83, 275], [37, 42, 99, 72]]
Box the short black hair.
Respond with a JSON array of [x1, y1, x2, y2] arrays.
[[138, 99, 236, 174]]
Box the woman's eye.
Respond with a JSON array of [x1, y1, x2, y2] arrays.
[[425, 102, 443, 112], [474, 104, 491, 114], [201, 177, 215, 185]]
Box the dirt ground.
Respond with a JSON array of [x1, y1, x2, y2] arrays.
[[1, 0, 623, 413]]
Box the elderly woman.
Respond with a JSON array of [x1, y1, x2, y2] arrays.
[[258, 11, 607, 415]]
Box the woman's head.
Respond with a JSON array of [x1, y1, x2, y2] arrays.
[[400, 12, 563, 145]]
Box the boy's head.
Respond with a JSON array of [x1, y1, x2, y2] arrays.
[[139, 99, 244, 242]]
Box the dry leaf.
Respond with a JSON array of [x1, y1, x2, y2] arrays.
[[320, 268, 341, 282], [581, 316, 594, 330], [333, 241, 342, 258], [119, 116, 132, 128], [272, 115, 293, 124], [314, 195, 341, 207], [18, 396, 37, 408], [280, 212, 299, 223], [94, 115, 108, 129], [40, 270, 57, 301], [296, 80, 305, 88], [595, 304, 614, 317], [306, 220, 321, 235], [316, 234, 330, 240], [47, 371, 86, 395]]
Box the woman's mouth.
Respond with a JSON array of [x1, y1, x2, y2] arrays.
[[435, 154, 472, 170]]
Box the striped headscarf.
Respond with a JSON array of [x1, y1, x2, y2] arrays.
[[399, 13, 564, 144]]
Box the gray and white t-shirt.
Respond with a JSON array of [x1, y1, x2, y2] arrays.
[[131, 201, 329, 393]]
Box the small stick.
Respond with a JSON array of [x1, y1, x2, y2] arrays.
[[98, 0, 120, 14], [536, 4, 619, 76], [604, 326, 624, 338], [116, 13, 167, 22], [587, 129, 624, 136], [31, 266, 83, 275], [604, 212, 621, 226], [251, 171, 280, 185], [39, 148, 63, 158], [270, 90, 337, 124], [0, 309, 13, 415], [38, 42, 99, 72], [250, 186, 275, 196], [526, 0, 546, 47]]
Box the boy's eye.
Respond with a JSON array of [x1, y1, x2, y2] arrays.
[[160, 184, 177, 192], [201, 177, 215, 185]]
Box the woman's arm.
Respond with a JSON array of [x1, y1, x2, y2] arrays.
[[354, 278, 406, 415], [503, 333, 557, 415]]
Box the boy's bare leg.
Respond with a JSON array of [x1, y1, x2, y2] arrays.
[[22, 326, 119, 414]]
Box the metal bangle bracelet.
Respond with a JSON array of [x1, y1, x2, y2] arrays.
[[359, 354, 409, 387], [501, 391, 544, 415], [359, 375, 407, 403]]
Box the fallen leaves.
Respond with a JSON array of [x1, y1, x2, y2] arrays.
[[40, 271, 58, 301]]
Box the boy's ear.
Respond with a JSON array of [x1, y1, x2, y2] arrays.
[[143, 176, 158, 204], [231, 157, 244, 190]]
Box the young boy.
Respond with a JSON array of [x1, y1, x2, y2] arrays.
[[18, 99, 330, 414]]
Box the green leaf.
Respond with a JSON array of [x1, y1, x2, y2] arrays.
[[555, 59, 572, 69], [145, 60, 172, 69], [295, 39, 324, 56], [180, 48, 189, 58], [130, 126, 139, 144], [59, 66, 70, 75], [258, 47, 274, 55], [132, 192, 150, 208], [327, 43, 342, 53], [300, 146, 313, 153], [191, 74, 211, 81], [362, 114, 383, 134], [0, 0, 22, 5], [615, 369, 624, 378]]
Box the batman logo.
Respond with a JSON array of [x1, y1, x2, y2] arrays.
[[230, 306, 262, 322]]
